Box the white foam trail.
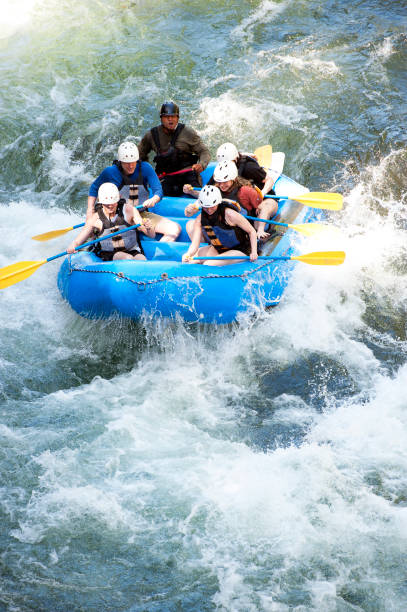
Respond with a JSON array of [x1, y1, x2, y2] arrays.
[[373, 36, 396, 60], [274, 53, 340, 76], [46, 142, 93, 191], [232, 0, 287, 42]]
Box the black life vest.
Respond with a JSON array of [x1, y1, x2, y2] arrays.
[[220, 184, 256, 221], [151, 124, 198, 175], [201, 202, 251, 255], [236, 155, 265, 187], [93, 206, 143, 261]]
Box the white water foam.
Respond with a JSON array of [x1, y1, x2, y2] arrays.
[[232, 0, 287, 42], [197, 91, 316, 143]]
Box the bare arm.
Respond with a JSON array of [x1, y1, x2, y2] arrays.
[[124, 202, 156, 238], [225, 209, 258, 261], [261, 175, 275, 197], [86, 196, 97, 221], [67, 219, 97, 254]]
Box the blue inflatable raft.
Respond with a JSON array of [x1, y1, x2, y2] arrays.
[[58, 167, 316, 323]]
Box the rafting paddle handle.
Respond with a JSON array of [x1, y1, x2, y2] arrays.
[[193, 251, 346, 266], [157, 167, 193, 179], [0, 223, 142, 289], [244, 214, 334, 237]]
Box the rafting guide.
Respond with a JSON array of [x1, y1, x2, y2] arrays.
[[138, 100, 211, 197]]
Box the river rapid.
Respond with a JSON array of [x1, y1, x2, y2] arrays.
[[1, 1, 407, 610]]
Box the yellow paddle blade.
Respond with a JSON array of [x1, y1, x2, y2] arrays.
[[288, 222, 339, 237], [294, 192, 343, 211], [254, 145, 272, 169], [291, 251, 345, 266], [32, 226, 75, 241], [0, 260, 46, 289]]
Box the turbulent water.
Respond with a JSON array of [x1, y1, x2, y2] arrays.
[[1, 0, 407, 610]]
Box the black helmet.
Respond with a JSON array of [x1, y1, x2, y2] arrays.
[[160, 101, 179, 117]]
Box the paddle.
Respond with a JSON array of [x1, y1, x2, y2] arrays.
[[245, 214, 335, 237], [0, 224, 141, 290], [185, 202, 338, 237], [157, 167, 193, 179], [193, 251, 345, 266], [264, 192, 343, 211], [254, 145, 272, 169], [191, 186, 343, 211], [32, 222, 87, 242], [32, 204, 146, 242], [270, 152, 285, 175]]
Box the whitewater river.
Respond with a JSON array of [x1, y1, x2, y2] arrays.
[[1, 1, 406, 610]]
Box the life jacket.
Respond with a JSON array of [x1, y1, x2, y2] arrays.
[[93, 206, 143, 261], [236, 155, 265, 187], [112, 160, 150, 207], [220, 184, 254, 218], [201, 201, 251, 255], [151, 124, 198, 175]]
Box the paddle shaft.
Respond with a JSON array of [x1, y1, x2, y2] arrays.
[[48, 223, 142, 262], [193, 250, 345, 265], [193, 256, 291, 261], [245, 214, 287, 228], [158, 167, 193, 179], [0, 224, 143, 288]]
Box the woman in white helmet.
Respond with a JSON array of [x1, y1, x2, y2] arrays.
[[183, 141, 276, 199], [68, 182, 155, 260], [184, 160, 278, 240], [182, 185, 258, 266], [86, 141, 181, 242]]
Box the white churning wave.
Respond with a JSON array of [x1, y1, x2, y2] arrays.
[[231, 0, 288, 42], [198, 91, 316, 142]]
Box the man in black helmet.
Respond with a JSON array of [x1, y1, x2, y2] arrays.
[[138, 101, 211, 197]]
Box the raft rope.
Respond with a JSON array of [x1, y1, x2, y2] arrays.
[[68, 257, 283, 290]]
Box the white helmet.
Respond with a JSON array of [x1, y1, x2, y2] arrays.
[[216, 142, 238, 162], [213, 160, 238, 182], [118, 141, 139, 163], [198, 185, 222, 208], [98, 182, 120, 204]]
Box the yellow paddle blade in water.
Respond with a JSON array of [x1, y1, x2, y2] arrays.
[[254, 145, 272, 169], [32, 226, 76, 241], [291, 251, 346, 266], [288, 222, 340, 237], [294, 192, 343, 210], [0, 260, 46, 289]]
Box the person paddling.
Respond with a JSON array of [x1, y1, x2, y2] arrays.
[[184, 161, 278, 240], [184, 141, 277, 198], [86, 141, 180, 242], [182, 185, 258, 266], [138, 101, 211, 196], [68, 183, 154, 261]]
